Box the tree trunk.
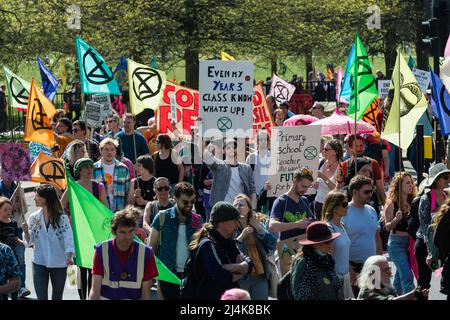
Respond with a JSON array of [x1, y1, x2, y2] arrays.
[[305, 49, 313, 78], [415, 0, 428, 70], [270, 53, 278, 76], [384, 31, 398, 79], [184, 0, 199, 89]]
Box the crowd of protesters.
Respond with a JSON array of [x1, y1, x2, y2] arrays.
[[1, 72, 449, 302]]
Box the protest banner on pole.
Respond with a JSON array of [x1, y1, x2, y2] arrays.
[[412, 68, 431, 92], [85, 101, 103, 128], [253, 83, 275, 137], [378, 80, 391, 99], [199, 60, 254, 138], [156, 82, 199, 137], [267, 126, 321, 197], [0, 143, 32, 181]]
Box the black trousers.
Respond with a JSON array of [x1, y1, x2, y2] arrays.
[[414, 238, 432, 289], [158, 273, 183, 300], [77, 267, 92, 300]]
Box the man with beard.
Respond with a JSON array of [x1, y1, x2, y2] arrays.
[[336, 134, 386, 205], [149, 182, 203, 299], [268, 168, 316, 275], [343, 175, 383, 297], [89, 208, 158, 300]]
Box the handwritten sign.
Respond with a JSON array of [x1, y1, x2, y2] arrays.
[[268, 126, 321, 197], [156, 82, 199, 137], [413, 68, 431, 92], [199, 60, 254, 138], [253, 83, 275, 137], [378, 80, 391, 99], [93, 94, 113, 119], [85, 101, 103, 128]]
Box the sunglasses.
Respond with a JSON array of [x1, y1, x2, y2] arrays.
[[156, 186, 170, 192]]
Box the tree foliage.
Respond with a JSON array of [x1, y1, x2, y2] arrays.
[[0, 0, 426, 86]]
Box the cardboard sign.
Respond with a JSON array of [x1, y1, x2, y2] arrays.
[[92, 94, 113, 118], [253, 83, 275, 137], [156, 82, 199, 137], [289, 93, 313, 114], [85, 101, 103, 128], [268, 126, 321, 197], [199, 60, 254, 138], [413, 68, 431, 92], [378, 80, 391, 99], [0, 143, 32, 181]]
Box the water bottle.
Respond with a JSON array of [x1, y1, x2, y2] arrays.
[[66, 265, 77, 289]]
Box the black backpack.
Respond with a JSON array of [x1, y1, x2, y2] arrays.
[[277, 270, 293, 300], [179, 238, 211, 299]]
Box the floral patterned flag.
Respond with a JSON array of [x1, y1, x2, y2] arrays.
[[0, 143, 32, 181]]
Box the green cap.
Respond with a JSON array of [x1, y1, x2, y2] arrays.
[[74, 158, 94, 176]]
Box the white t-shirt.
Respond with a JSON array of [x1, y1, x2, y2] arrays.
[[224, 166, 244, 203], [175, 224, 189, 272], [102, 161, 115, 211]]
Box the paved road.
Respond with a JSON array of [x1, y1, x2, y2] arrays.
[[21, 183, 445, 300]]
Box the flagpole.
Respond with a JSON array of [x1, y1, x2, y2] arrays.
[[353, 34, 358, 176], [397, 49, 402, 207]]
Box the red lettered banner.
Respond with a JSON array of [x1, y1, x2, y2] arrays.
[[156, 82, 199, 137], [253, 83, 275, 137], [289, 93, 313, 114]]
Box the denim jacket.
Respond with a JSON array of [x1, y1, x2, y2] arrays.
[[152, 206, 203, 273], [234, 224, 277, 281], [204, 149, 256, 207]]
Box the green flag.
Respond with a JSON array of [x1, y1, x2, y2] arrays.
[[407, 55, 416, 70], [67, 176, 181, 285], [75, 37, 121, 95], [3, 66, 31, 109], [346, 34, 378, 121]]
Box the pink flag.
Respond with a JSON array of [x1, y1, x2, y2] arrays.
[[445, 35, 450, 60]]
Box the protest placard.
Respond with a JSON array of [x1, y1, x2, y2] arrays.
[[253, 83, 275, 137], [378, 80, 391, 99], [85, 101, 103, 128], [156, 82, 199, 137], [93, 94, 113, 118], [267, 126, 321, 197], [413, 68, 431, 92], [199, 60, 254, 138]]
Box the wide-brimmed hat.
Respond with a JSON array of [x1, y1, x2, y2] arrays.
[[423, 163, 450, 188], [299, 221, 340, 245]]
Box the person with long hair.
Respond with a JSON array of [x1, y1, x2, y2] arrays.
[[313, 139, 343, 219], [153, 133, 184, 190], [180, 202, 252, 300], [62, 140, 88, 180], [233, 194, 277, 300], [383, 172, 417, 295], [322, 191, 353, 299], [25, 184, 74, 300], [431, 197, 450, 300], [416, 163, 450, 291], [290, 221, 343, 300]]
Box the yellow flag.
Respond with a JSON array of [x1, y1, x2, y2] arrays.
[[381, 51, 427, 150], [24, 79, 57, 147], [220, 51, 235, 61], [127, 59, 167, 115], [30, 152, 67, 190]]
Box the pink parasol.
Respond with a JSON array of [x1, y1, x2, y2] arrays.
[[283, 114, 318, 126], [307, 112, 375, 135]]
